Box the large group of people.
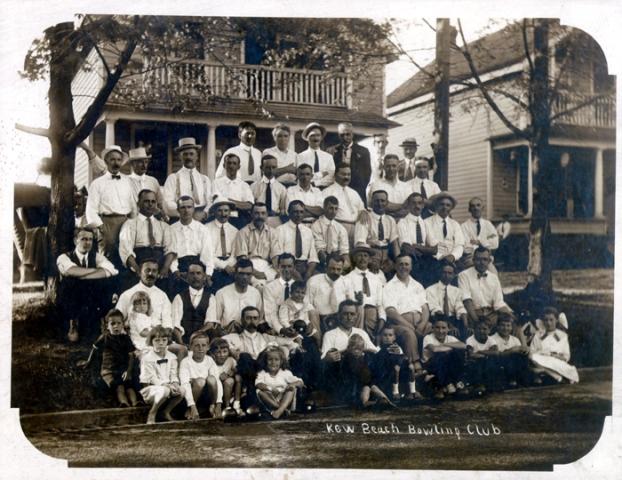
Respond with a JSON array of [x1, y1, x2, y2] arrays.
[[62, 120, 579, 423]]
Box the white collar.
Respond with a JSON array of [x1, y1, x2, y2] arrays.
[[261, 176, 274, 184], [74, 249, 88, 259], [138, 213, 154, 221], [180, 166, 196, 173], [189, 286, 203, 296]]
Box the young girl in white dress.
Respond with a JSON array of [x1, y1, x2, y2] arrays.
[[127, 291, 157, 358], [529, 307, 579, 384]]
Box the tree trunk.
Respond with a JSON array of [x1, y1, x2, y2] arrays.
[[433, 18, 451, 191]]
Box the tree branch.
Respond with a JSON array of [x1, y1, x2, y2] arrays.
[[456, 19, 529, 140], [422, 18, 437, 33], [454, 79, 530, 110], [550, 92, 613, 121], [522, 19, 535, 77], [15, 123, 50, 138], [386, 35, 435, 79], [88, 36, 111, 77]]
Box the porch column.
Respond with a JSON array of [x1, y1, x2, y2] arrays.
[[527, 146, 533, 217], [105, 118, 116, 146], [594, 148, 604, 218], [207, 124, 219, 180]]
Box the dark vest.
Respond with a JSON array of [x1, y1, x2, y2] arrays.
[[180, 288, 211, 344], [67, 250, 97, 268]]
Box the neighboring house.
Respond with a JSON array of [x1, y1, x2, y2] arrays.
[[71, 16, 398, 187], [386, 21, 615, 268]]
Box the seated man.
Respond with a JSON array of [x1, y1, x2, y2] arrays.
[[212, 153, 255, 229], [204, 259, 263, 335], [250, 154, 287, 228], [458, 246, 512, 330], [409, 158, 441, 216], [460, 197, 499, 271], [56, 226, 119, 342], [322, 164, 365, 245], [383, 254, 430, 366], [216, 121, 262, 183], [232, 202, 279, 285], [424, 192, 466, 275], [310, 195, 351, 271], [205, 195, 238, 291], [262, 254, 297, 335], [354, 190, 399, 275], [297, 122, 335, 188], [118, 189, 176, 291], [169, 196, 215, 295], [285, 164, 324, 223], [274, 200, 319, 281], [171, 260, 215, 345], [425, 260, 469, 340], [366, 154, 410, 217], [162, 138, 212, 222]]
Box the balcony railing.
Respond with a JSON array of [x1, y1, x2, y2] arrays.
[[140, 60, 350, 107], [552, 92, 616, 129]]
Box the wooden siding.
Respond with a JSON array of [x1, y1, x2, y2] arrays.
[[350, 62, 385, 117]]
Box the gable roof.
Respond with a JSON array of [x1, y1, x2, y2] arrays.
[[387, 21, 534, 108]]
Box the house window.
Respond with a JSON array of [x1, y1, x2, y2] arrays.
[[492, 146, 529, 218], [549, 147, 595, 219]]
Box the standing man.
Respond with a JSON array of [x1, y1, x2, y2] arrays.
[[328, 122, 371, 205], [410, 158, 441, 217], [216, 121, 262, 183], [263, 123, 298, 186], [424, 192, 466, 270], [460, 197, 499, 271], [163, 138, 212, 222], [212, 153, 255, 228], [370, 133, 388, 183], [86, 145, 136, 270], [126, 147, 164, 214], [321, 164, 365, 245], [398, 137, 419, 181], [285, 164, 324, 223], [297, 122, 335, 188], [250, 154, 287, 228], [366, 154, 411, 217]]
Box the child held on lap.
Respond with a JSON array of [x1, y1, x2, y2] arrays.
[[490, 313, 530, 387], [255, 345, 304, 419], [465, 319, 499, 394], [179, 332, 221, 420], [78, 309, 139, 407], [127, 291, 157, 358], [139, 325, 185, 424], [529, 307, 579, 384], [277, 281, 322, 345], [209, 338, 243, 416]]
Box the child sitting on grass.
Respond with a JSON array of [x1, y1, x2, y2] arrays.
[[139, 326, 185, 424], [277, 280, 322, 345], [490, 313, 530, 388], [422, 315, 466, 401], [209, 338, 242, 417], [465, 319, 500, 396], [529, 307, 579, 384], [255, 345, 305, 419], [78, 309, 139, 407], [179, 332, 221, 420], [127, 291, 157, 358]]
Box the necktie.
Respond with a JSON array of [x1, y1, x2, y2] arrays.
[[247, 149, 254, 176], [147, 217, 156, 247], [265, 181, 273, 213], [220, 225, 227, 257], [314, 151, 320, 173], [284, 282, 290, 300], [343, 145, 350, 164], [362, 272, 371, 296], [326, 221, 334, 253], [377, 215, 385, 241], [111, 174, 121, 180], [478, 272, 488, 279], [420, 181, 427, 199], [156, 359, 168, 365], [189, 170, 200, 204], [443, 285, 450, 316], [416, 219, 423, 245], [476, 219, 481, 236], [295, 224, 303, 258], [442, 219, 447, 239], [81, 256, 87, 268]]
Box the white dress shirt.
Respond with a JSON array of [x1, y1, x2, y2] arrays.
[[410, 177, 441, 198], [205, 220, 238, 270], [206, 283, 263, 328], [127, 173, 163, 205], [117, 282, 173, 329], [169, 219, 215, 275], [425, 281, 467, 317], [118, 214, 176, 266], [343, 267, 385, 317], [86, 171, 136, 227], [367, 177, 411, 205], [217, 144, 263, 182], [263, 146, 298, 185], [172, 286, 215, 335], [139, 350, 179, 385], [307, 274, 350, 316], [223, 330, 297, 360], [383, 275, 427, 315], [311, 216, 349, 255], [297, 147, 335, 187], [232, 223, 279, 261], [250, 176, 287, 213], [162, 167, 212, 216], [321, 183, 365, 223], [354, 211, 398, 247], [212, 176, 254, 217], [321, 327, 379, 358], [397, 213, 429, 246], [461, 217, 499, 255], [285, 184, 324, 211], [424, 214, 466, 260], [56, 249, 118, 277], [274, 221, 318, 263], [262, 278, 295, 331], [458, 267, 508, 311]]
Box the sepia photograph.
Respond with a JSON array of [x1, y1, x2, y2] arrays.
[[1, 1, 618, 476]]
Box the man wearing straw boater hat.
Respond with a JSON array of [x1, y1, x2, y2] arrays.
[[398, 137, 419, 181], [205, 194, 239, 290], [126, 146, 165, 214], [297, 122, 335, 188], [216, 121, 262, 183], [163, 137, 212, 222], [424, 191, 466, 273], [86, 145, 136, 270]]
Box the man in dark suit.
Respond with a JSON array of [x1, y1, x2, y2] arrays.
[[328, 122, 371, 206]]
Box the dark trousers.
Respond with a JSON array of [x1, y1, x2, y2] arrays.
[[424, 350, 465, 388], [496, 353, 530, 386], [236, 353, 260, 407], [289, 337, 322, 391], [370, 349, 410, 395], [465, 356, 496, 388]]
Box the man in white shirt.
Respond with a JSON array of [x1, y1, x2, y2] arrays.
[[126, 147, 164, 216], [216, 121, 262, 183], [212, 152, 255, 229], [311, 196, 350, 271], [460, 197, 499, 271], [274, 200, 319, 281], [370, 133, 388, 184], [250, 154, 287, 228], [162, 138, 212, 221], [366, 154, 410, 217], [322, 164, 365, 245], [458, 247, 512, 329], [297, 122, 335, 188], [205, 195, 238, 291], [384, 255, 430, 366], [410, 158, 441, 216], [262, 253, 297, 335], [285, 164, 324, 223], [57, 226, 119, 342], [307, 253, 352, 327], [426, 259, 468, 339], [169, 196, 215, 294], [263, 123, 298, 186], [86, 145, 136, 269], [398, 137, 419, 181], [424, 192, 466, 271]]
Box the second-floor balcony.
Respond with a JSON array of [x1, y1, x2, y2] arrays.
[[552, 92, 616, 129], [138, 60, 351, 108]]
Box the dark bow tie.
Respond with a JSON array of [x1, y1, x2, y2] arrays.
[[156, 358, 168, 365], [111, 174, 121, 180], [477, 272, 488, 279]]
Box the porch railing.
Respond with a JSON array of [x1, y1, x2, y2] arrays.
[[140, 60, 350, 107], [552, 92, 616, 129]]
